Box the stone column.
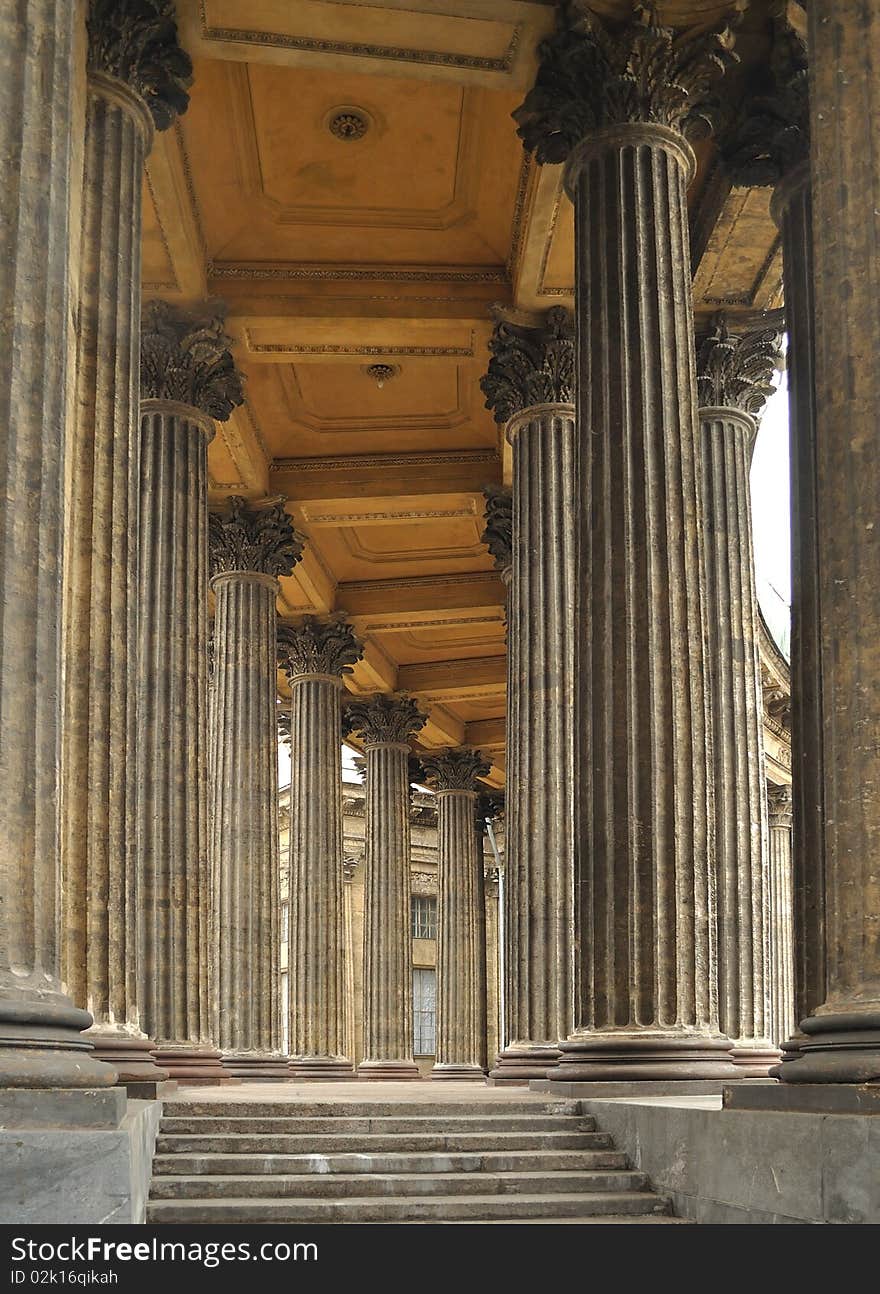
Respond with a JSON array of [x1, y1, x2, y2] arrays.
[[695, 317, 782, 1077], [767, 784, 795, 1050], [777, 0, 880, 1083], [480, 307, 576, 1084], [278, 617, 363, 1079], [515, 4, 739, 1080], [344, 695, 427, 1079], [722, 6, 825, 1044], [208, 498, 304, 1079], [60, 1, 191, 1090], [137, 303, 244, 1083], [0, 0, 114, 1091], [420, 750, 491, 1081]]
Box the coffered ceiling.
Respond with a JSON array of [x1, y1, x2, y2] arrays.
[[146, 0, 786, 788]]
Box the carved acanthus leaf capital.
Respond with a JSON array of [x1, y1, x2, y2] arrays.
[[481, 307, 574, 423], [481, 486, 513, 580], [767, 782, 793, 828], [475, 790, 505, 833], [87, 0, 192, 129], [209, 498, 304, 579], [277, 616, 363, 680], [140, 301, 245, 420], [343, 693, 427, 747], [513, 1, 740, 165], [419, 748, 491, 793], [696, 316, 783, 417], [722, 9, 808, 186]]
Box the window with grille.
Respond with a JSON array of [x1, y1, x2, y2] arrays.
[[412, 967, 436, 1056], [411, 894, 437, 940]]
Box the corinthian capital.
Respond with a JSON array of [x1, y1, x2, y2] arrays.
[[513, 1, 740, 164], [722, 7, 808, 186], [343, 694, 427, 747], [277, 616, 363, 680], [481, 308, 574, 424], [209, 498, 304, 579], [695, 315, 783, 417], [481, 487, 513, 581], [767, 782, 793, 829], [419, 748, 490, 793], [87, 0, 192, 129], [140, 301, 244, 420]]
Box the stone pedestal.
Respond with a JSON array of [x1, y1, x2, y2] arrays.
[[777, 0, 880, 1084], [0, 0, 115, 1092], [514, 6, 739, 1081], [209, 499, 303, 1083], [420, 750, 490, 1082], [696, 321, 783, 1078], [278, 618, 363, 1079], [767, 784, 795, 1049], [345, 695, 427, 1081], [136, 304, 244, 1084], [61, 4, 191, 1092], [480, 311, 576, 1085]]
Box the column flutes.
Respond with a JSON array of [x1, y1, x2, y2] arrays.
[[208, 498, 303, 1079], [778, 0, 880, 1083], [61, 0, 191, 1089], [0, 0, 114, 1090], [515, 4, 739, 1080], [767, 784, 795, 1050], [695, 317, 782, 1076], [278, 617, 363, 1079], [344, 695, 427, 1080], [722, 5, 826, 1045], [480, 308, 576, 1084], [137, 302, 243, 1083], [420, 750, 491, 1081]]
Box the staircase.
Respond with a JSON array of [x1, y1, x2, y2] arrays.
[[147, 1097, 685, 1223]]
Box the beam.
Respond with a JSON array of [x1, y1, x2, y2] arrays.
[[272, 452, 502, 504], [339, 571, 506, 621], [465, 716, 505, 748], [143, 124, 206, 301], [398, 655, 506, 699]]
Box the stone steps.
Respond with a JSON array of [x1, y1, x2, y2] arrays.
[[149, 1169, 647, 1199], [147, 1097, 681, 1225], [147, 1190, 671, 1223], [153, 1148, 629, 1176]]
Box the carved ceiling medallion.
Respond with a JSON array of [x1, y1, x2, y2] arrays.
[[327, 106, 371, 142], [364, 363, 400, 390]]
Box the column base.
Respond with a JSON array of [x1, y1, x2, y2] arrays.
[[730, 1043, 782, 1079], [220, 1053, 294, 1082], [487, 1045, 561, 1085], [555, 1030, 739, 1082], [356, 1059, 422, 1081], [0, 995, 118, 1089], [287, 1055, 356, 1081], [774, 1010, 880, 1084], [153, 1046, 235, 1085], [85, 1028, 170, 1088], [431, 1063, 487, 1082], [777, 1033, 805, 1064]]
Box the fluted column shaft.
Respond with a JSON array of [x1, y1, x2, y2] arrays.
[[779, 0, 880, 1082], [137, 402, 216, 1076], [434, 790, 487, 1079], [767, 784, 795, 1048], [359, 741, 420, 1078], [0, 0, 113, 1089], [699, 404, 774, 1072], [557, 130, 733, 1080], [287, 675, 351, 1075], [210, 573, 282, 1066]]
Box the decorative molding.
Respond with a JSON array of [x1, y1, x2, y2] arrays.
[[695, 315, 783, 417], [481, 486, 513, 580], [481, 306, 574, 423], [196, 0, 522, 74], [343, 693, 427, 747], [247, 335, 477, 359], [507, 152, 536, 281], [514, 1, 740, 164], [212, 265, 506, 285], [277, 615, 363, 679], [419, 747, 491, 793], [140, 301, 244, 420], [87, 0, 192, 129], [209, 497, 304, 579], [410, 870, 438, 891], [270, 450, 499, 475]]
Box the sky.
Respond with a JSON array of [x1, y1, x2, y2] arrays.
[[278, 381, 794, 780]]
